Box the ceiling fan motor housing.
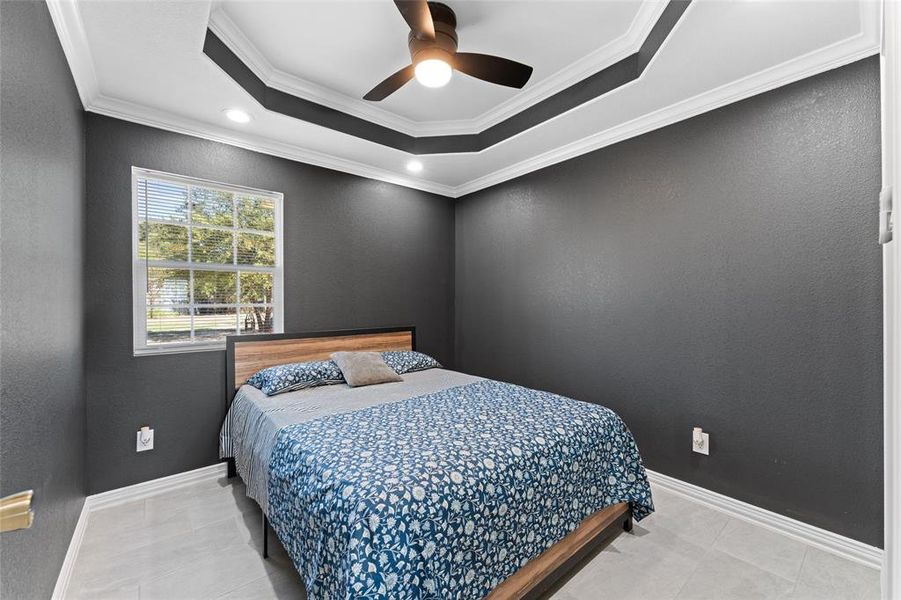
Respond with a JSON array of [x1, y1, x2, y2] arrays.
[[363, 0, 532, 101], [408, 2, 457, 65]]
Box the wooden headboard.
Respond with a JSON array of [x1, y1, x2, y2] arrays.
[[225, 326, 415, 404]]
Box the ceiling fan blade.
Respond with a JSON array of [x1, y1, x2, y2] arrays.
[[453, 53, 533, 89], [364, 64, 416, 101], [394, 0, 435, 40]]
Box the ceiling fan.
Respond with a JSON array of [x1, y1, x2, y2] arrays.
[[363, 0, 534, 101]]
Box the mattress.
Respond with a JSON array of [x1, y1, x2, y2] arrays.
[[220, 368, 483, 513], [221, 368, 653, 599]]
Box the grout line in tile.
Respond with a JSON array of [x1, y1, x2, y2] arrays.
[[708, 515, 732, 547], [136, 542, 258, 598], [669, 515, 735, 600], [211, 570, 283, 600], [672, 548, 705, 600], [791, 547, 811, 593]]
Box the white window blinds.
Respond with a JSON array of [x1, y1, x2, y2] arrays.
[[132, 167, 283, 355]]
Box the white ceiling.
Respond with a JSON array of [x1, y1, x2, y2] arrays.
[[210, 0, 651, 132], [49, 0, 881, 197]]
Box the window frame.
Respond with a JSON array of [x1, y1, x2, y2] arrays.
[[131, 166, 284, 356]]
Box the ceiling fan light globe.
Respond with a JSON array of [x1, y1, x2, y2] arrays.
[[414, 59, 453, 88]]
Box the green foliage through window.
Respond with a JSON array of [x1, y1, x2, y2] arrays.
[[135, 171, 280, 350]]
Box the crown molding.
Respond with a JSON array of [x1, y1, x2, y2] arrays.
[[45, 0, 455, 198], [47, 0, 881, 200], [45, 0, 99, 109], [206, 1, 666, 137], [87, 94, 457, 198], [452, 24, 881, 197]]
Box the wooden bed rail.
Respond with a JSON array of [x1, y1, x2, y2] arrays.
[[488, 502, 632, 600]]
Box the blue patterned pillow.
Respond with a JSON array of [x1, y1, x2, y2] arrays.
[[380, 350, 442, 375], [246, 360, 345, 396]]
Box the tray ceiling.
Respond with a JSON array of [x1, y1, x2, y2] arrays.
[[49, 0, 880, 197], [208, 0, 658, 135]]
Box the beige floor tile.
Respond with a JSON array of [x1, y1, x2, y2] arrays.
[[66, 576, 140, 600], [784, 547, 880, 600], [558, 524, 702, 600], [145, 481, 258, 530], [628, 514, 708, 560], [80, 508, 192, 555], [713, 519, 807, 581], [64, 477, 883, 600], [561, 534, 697, 600], [140, 541, 277, 599], [218, 570, 308, 599], [675, 550, 795, 600], [83, 499, 146, 530], [858, 572, 883, 600], [644, 488, 731, 549], [71, 511, 250, 587], [549, 590, 581, 600]]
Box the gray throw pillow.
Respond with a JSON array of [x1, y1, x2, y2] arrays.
[[331, 351, 404, 387]]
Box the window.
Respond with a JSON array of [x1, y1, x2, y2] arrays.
[[132, 167, 283, 355]]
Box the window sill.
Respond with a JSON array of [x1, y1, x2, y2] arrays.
[[134, 344, 225, 357]]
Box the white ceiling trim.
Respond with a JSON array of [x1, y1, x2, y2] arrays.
[[87, 94, 457, 197], [45, 0, 454, 197], [435, 0, 666, 136], [454, 25, 881, 197], [45, 0, 99, 108], [206, 5, 421, 137], [207, 1, 666, 137], [46, 0, 881, 200]]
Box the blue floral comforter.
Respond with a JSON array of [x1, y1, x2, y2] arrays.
[[268, 379, 653, 599]]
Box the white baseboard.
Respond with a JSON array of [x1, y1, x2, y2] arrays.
[[52, 463, 228, 599], [50, 500, 90, 600], [87, 463, 227, 511], [646, 469, 883, 570]]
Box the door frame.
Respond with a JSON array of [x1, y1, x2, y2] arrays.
[[883, 0, 900, 598]]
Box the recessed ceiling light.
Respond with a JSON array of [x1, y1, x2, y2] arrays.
[[406, 160, 424, 173], [414, 59, 453, 88], [223, 108, 251, 123]]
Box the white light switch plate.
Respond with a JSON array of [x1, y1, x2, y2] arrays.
[[692, 431, 710, 455], [136, 428, 154, 452]]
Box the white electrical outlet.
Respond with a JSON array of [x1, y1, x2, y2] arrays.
[[136, 426, 154, 452], [692, 427, 709, 455]]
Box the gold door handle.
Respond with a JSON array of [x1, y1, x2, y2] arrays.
[[0, 490, 34, 533]]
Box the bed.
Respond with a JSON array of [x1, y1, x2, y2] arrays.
[[220, 327, 653, 599]]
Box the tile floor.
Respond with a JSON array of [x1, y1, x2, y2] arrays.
[[66, 476, 880, 599]]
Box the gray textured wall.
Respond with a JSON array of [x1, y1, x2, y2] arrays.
[[0, 4, 882, 583], [84, 115, 455, 493], [455, 57, 883, 546], [0, 2, 87, 598]]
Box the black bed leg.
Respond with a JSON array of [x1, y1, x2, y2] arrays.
[[226, 458, 236, 478], [263, 514, 269, 559], [623, 511, 633, 533]]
